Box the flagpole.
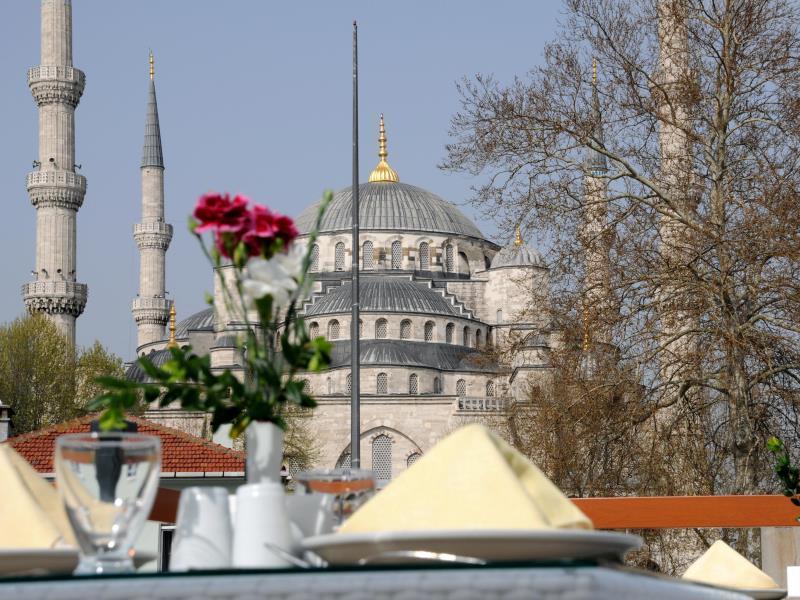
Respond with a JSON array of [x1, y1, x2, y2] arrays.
[[350, 20, 361, 469]]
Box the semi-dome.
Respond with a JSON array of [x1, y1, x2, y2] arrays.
[[303, 277, 468, 317], [491, 230, 546, 269], [295, 182, 485, 240], [174, 307, 214, 338]]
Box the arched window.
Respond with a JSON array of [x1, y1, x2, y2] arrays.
[[359, 319, 363, 337], [458, 251, 470, 275], [301, 379, 311, 394], [372, 434, 392, 481], [328, 319, 340, 340], [345, 373, 352, 395], [418, 242, 430, 270], [462, 326, 470, 346], [456, 379, 467, 397], [335, 242, 345, 271], [400, 319, 412, 340], [407, 452, 422, 467], [475, 329, 482, 348], [484, 255, 492, 270], [377, 372, 388, 395], [424, 321, 434, 342], [362, 241, 374, 270], [433, 377, 441, 394], [310, 244, 320, 272], [409, 373, 418, 394], [486, 380, 495, 397], [309, 321, 319, 339], [391, 240, 402, 269], [337, 452, 351, 468], [496, 309, 503, 324], [375, 318, 388, 339], [445, 244, 454, 273], [446, 322, 454, 344], [327, 377, 333, 395]]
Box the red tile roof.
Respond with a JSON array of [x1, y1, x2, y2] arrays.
[[4, 414, 245, 474]]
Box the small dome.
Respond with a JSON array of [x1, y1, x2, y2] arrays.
[[174, 307, 214, 338], [490, 238, 546, 269]]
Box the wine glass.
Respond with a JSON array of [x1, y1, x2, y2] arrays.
[[55, 433, 161, 574], [293, 468, 375, 528]]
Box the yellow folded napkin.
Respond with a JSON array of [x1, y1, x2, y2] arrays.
[[0, 445, 76, 549], [339, 424, 592, 533], [682, 540, 779, 590]]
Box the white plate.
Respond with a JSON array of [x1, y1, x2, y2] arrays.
[[0, 548, 157, 576], [303, 529, 642, 565], [725, 588, 787, 600]]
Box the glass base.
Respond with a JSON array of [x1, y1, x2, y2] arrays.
[[75, 554, 135, 575]]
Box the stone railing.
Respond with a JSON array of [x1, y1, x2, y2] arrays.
[[22, 281, 87, 317], [27, 65, 85, 85], [455, 396, 507, 412], [27, 170, 87, 191], [133, 221, 173, 236]]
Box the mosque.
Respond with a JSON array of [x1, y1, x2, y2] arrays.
[[25, 0, 570, 483]]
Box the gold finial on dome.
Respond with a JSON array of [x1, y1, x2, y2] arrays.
[[582, 305, 591, 351], [167, 303, 177, 348], [368, 114, 399, 183], [514, 226, 523, 247], [592, 57, 597, 87], [149, 50, 154, 80]]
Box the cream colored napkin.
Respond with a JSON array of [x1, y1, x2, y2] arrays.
[[0, 445, 76, 548], [683, 540, 779, 590], [339, 424, 592, 533]]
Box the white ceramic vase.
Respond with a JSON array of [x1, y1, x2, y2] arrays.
[[245, 420, 284, 485]]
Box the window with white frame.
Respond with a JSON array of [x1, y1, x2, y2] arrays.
[[424, 321, 434, 342], [335, 242, 345, 271], [309, 321, 319, 339], [362, 241, 374, 270], [445, 244, 454, 272], [486, 380, 495, 397], [391, 240, 402, 269], [409, 373, 418, 394], [400, 319, 412, 340], [496, 309, 503, 324], [328, 319, 340, 340], [456, 379, 467, 397], [310, 244, 320, 271], [446, 322, 454, 344], [433, 377, 441, 394], [377, 372, 388, 395], [375, 318, 388, 339], [372, 434, 392, 481], [418, 242, 430, 270]]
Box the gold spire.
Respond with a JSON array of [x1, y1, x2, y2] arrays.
[[167, 303, 177, 348], [368, 114, 399, 183], [592, 57, 597, 87], [582, 305, 591, 351], [514, 226, 523, 247], [149, 50, 154, 80]]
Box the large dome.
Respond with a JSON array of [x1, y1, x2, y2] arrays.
[[295, 182, 485, 240]]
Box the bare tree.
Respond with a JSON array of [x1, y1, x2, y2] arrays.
[[444, 0, 800, 501]]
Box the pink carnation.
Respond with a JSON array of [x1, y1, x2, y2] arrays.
[[243, 204, 299, 257]]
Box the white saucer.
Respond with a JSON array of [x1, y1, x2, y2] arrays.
[[303, 529, 642, 565], [727, 588, 787, 599], [0, 548, 157, 576]]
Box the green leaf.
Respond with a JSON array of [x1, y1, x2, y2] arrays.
[[187, 216, 200, 233]]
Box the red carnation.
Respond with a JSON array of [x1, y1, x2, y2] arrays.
[[193, 193, 251, 234], [243, 204, 299, 257]]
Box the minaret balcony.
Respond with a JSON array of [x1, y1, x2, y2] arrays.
[[132, 297, 172, 325], [133, 222, 173, 250], [22, 281, 88, 317], [27, 170, 86, 210], [28, 66, 85, 107]]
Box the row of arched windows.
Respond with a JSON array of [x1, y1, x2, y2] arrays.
[[308, 242, 458, 273], [309, 318, 484, 346], [326, 373, 493, 396]]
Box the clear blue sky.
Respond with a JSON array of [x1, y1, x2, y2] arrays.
[[0, 1, 561, 359]]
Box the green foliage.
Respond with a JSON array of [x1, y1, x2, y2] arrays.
[[0, 314, 123, 435], [767, 436, 800, 510]]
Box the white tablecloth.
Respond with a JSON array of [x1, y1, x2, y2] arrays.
[[0, 566, 750, 599]]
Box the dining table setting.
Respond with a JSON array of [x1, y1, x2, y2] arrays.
[[0, 423, 787, 599]]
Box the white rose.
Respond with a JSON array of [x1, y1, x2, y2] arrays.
[[241, 245, 304, 310]]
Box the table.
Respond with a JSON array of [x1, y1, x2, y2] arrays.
[[0, 563, 750, 599]]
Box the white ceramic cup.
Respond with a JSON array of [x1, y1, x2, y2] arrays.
[[232, 482, 293, 568], [286, 493, 334, 540], [787, 565, 800, 598], [169, 486, 232, 571]]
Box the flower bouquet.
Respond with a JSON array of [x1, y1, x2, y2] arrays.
[[90, 191, 333, 464]]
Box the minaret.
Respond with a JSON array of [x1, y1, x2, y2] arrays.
[[131, 51, 173, 349], [23, 0, 88, 346], [581, 58, 612, 347]]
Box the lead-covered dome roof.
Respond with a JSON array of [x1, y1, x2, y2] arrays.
[[491, 238, 546, 269], [295, 182, 485, 240]]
